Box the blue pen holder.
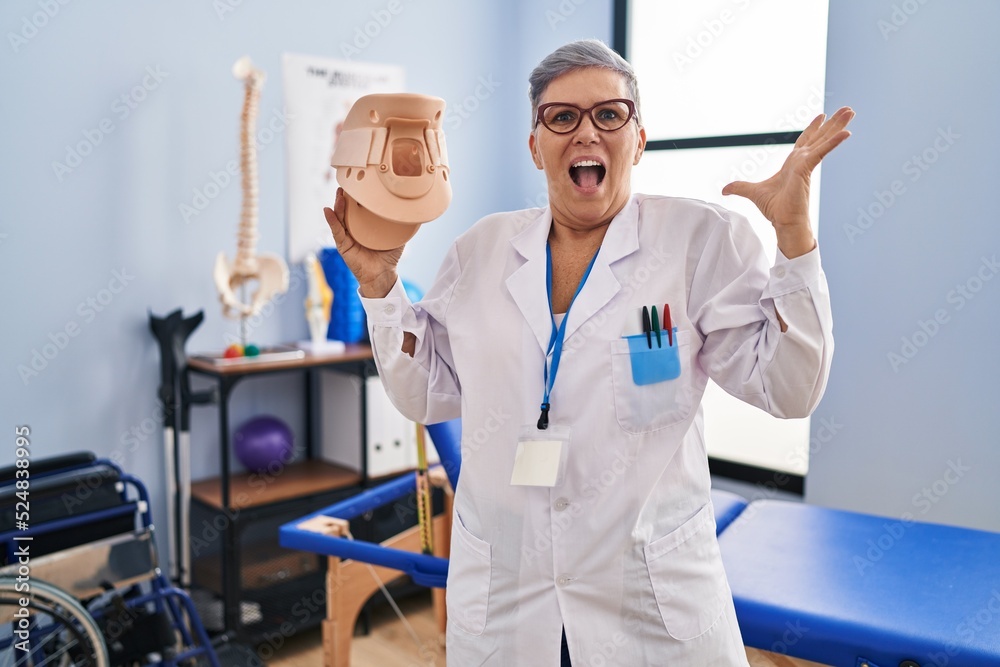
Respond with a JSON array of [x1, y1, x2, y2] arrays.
[[624, 329, 680, 385]]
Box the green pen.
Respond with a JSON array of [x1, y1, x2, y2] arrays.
[[651, 305, 661, 348]]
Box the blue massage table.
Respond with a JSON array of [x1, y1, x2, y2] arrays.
[[280, 416, 747, 586], [718, 499, 1000, 667], [280, 420, 462, 588], [709, 487, 748, 534], [282, 415, 1000, 667]]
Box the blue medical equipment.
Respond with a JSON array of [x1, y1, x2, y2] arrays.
[[280, 419, 461, 588]]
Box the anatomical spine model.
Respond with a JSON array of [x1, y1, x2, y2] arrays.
[[214, 56, 288, 324]]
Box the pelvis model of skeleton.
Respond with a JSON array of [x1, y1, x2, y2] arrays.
[[214, 56, 289, 319]]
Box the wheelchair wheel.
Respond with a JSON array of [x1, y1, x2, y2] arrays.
[[0, 576, 110, 666]]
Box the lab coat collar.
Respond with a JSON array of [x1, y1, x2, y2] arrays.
[[505, 197, 640, 353]]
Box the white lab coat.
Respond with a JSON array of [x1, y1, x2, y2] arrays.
[[360, 194, 833, 666]]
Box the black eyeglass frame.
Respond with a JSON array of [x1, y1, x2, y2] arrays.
[[535, 98, 638, 134]]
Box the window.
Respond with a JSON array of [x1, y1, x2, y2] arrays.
[[615, 0, 830, 484]]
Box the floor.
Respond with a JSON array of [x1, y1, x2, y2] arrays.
[[268, 591, 446, 667]]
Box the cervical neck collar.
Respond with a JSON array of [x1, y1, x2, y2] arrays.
[[331, 93, 452, 250]]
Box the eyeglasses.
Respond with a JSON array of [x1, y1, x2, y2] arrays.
[[535, 99, 637, 134]]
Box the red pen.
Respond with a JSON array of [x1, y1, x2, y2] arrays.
[[663, 304, 672, 346]]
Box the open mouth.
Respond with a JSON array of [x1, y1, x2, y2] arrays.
[[569, 159, 606, 189]]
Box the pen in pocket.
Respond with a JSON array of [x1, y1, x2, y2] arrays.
[[663, 303, 672, 347], [651, 305, 661, 348], [641, 306, 652, 349]]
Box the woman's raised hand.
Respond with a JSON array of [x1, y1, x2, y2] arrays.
[[324, 187, 404, 298], [722, 106, 855, 258]]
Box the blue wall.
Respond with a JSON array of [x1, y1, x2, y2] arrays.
[[0, 0, 612, 556], [807, 0, 1000, 532]]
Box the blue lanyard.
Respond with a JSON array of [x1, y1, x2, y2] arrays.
[[538, 243, 599, 430]]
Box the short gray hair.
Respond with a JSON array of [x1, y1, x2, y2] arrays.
[[528, 39, 641, 130]]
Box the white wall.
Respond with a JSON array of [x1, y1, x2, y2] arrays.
[[807, 0, 1000, 532]]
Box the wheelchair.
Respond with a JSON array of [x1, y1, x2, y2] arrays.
[[0, 452, 224, 666]]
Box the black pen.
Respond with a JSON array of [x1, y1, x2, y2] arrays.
[[642, 306, 652, 349]]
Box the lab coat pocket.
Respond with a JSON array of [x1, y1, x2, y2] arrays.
[[644, 503, 728, 641], [610, 331, 692, 434], [446, 512, 492, 636]]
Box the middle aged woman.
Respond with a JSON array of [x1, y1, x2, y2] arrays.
[[325, 39, 853, 667]]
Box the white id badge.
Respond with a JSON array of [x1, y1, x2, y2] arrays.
[[511, 424, 570, 487]]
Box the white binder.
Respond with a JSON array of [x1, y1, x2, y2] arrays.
[[365, 375, 411, 478], [319, 371, 439, 478]]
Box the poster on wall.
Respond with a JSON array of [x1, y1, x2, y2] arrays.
[[282, 53, 405, 264]]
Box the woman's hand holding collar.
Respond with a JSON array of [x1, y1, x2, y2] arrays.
[[324, 187, 403, 298]]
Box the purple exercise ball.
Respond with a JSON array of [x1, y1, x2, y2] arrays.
[[233, 415, 294, 473]]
